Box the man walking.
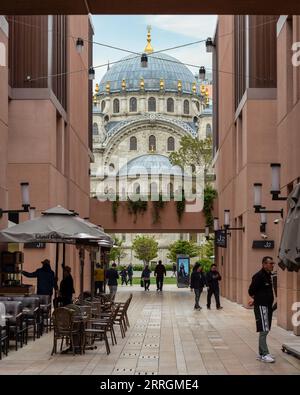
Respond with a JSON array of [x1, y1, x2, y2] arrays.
[[190, 263, 206, 310], [206, 264, 223, 310], [154, 260, 166, 292], [106, 263, 119, 300], [248, 256, 276, 363], [127, 263, 133, 286]]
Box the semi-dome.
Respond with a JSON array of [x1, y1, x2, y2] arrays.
[[99, 53, 200, 95], [118, 154, 183, 177]]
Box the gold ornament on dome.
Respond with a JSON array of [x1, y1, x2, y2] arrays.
[[140, 77, 145, 90], [160, 78, 164, 90], [144, 25, 154, 54], [95, 83, 99, 93], [200, 85, 206, 94], [192, 82, 196, 94], [122, 79, 126, 91], [105, 82, 110, 93], [177, 80, 182, 92]]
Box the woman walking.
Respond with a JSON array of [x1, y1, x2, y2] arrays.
[[141, 264, 151, 291], [190, 263, 206, 310]]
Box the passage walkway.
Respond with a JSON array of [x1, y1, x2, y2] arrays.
[[1, 285, 300, 375]]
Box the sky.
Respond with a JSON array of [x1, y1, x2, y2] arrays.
[[91, 15, 218, 86]]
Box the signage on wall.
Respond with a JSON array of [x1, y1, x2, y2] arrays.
[[24, 242, 46, 249], [252, 240, 274, 249], [215, 230, 227, 248]]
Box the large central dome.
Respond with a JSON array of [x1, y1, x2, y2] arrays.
[[99, 53, 199, 95]]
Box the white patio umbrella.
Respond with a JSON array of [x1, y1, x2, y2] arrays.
[[0, 206, 113, 300]]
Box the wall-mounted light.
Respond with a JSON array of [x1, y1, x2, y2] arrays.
[[199, 66, 206, 81], [205, 225, 214, 241], [260, 211, 267, 233], [29, 207, 36, 220], [270, 163, 288, 200], [0, 182, 32, 218], [253, 183, 283, 217], [88, 67, 95, 80], [141, 53, 148, 68], [213, 217, 219, 232], [206, 37, 215, 53], [223, 209, 245, 232], [76, 37, 84, 53]]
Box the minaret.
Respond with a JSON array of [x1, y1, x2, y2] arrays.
[[144, 25, 154, 54]]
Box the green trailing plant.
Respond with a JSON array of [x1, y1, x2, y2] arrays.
[[127, 198, 148, 223], [112, 196, 119, 222], [203, 184, 218, 228], [152, 194, 166, 224], [175, 190, 186, 222]]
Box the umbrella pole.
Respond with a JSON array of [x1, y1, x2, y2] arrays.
[[55, 243, 60, 301], [79, 246, 85, 303], [62, 243, 66, 269]]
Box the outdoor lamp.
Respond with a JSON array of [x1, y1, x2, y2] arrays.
[[260, 212, 267, 233], [206, 37, 215, 53], [205, 226, 210, 238], [29, 207, 36, 220], [199, 66, 206, 81], [21, 182, 30, 208], [88, 67, 95, 80], [224, 209, 230, 228], [253, 183, 262, 209], [270, 163, 287, 200], [76, 38, 84, 53], [141, 53, 148, 68], [213, 217, 219, 232]]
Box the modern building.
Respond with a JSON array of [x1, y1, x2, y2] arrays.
[[213, 15, 300, 334], [0, 15, 93, 294], [91, 29, 213, 265]]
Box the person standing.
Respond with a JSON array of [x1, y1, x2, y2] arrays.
[[190, 263, 206, 310], [105, 263, 119, 299], [59, 266, 75, 306], [127, 263, 133, 286], [206, 264, 223, 310], [171, 263, 177, 278], [94, 262, 104, 295], [248, 256, 276, 363], [22, 258, 57, 297], [154, 260, 166, 292], [120, 267, 128, 286], [141, 264, 151, 291]]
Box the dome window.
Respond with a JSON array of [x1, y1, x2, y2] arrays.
[[130, 136, 137, 151], [130, 97, 137, 112], [183, 99, 190, 115], [113, 99, 120, 113], [93, 122, 99, 135], [133, 182, 141, 195], [148, 97, 156, 112], [101, 100, 106, 112], [149, 135, 156, 151], [167, 136, 175, 151], [167, 98, 174, 113], [206, 124, 212, 137]]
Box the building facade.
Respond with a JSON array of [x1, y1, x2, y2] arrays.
[[213, 15, 300, 334], [91, 30, 213, 265]]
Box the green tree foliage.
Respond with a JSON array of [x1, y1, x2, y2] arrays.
[[132, 235, 158, 265], [167, 240, 200, 263], [109, 236, 126, 264], [197, 239, 215, 272]]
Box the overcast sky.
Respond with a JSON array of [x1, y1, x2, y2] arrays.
[[91, 15, 218, 85]]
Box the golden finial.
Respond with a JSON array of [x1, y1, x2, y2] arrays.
[[160, 78, 164, 91], [144, 25, 154, 54], [192, 82, 196, 94], [95, 83, 99, 93], [121, 79, 126, 91], [150, 145, 155, 153], [177, 80, 182, 92], [105, 81, 110, 93], [140, 77, 145, 90], [201, 84, 206, 94]]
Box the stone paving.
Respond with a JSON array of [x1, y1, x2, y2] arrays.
[[1, 285, 300, 375]]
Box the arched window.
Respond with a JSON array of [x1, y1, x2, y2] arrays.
[[130, 136, 137, 150], [129, 97, 137, 112], [167, 183, 174, 197], [195, 101, 200, 111], [167, 136, 175, 151], [133, 183, 140, 194], [206, 123, 212, 137], [101, 100, 106, 112], [183, 99, 189, 114], [150, 182, 158, 195], [93, 122, 98, 135], [148, 97, 156, 112], [149, 135, 156, 151], [167, 98, 174, 112], [113, 98, 120, 113]]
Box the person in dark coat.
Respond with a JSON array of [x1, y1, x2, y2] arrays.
[[127, 264, 133, 286], [206, 264, 223, 310], [59, 266, 75, 306], [154, 260, 166, 292], [120, 267, 128, 286], [106, 263, 119, 299], [248, 256, 276, 363], [22, 259, 57, 296], [190, 263, 207, 310], [141, 264, 151, 291]]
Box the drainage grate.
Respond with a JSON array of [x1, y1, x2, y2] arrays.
[[121, 352, 139, 358], [139, 355, 159, 360], [128, 341, 142, 346], [143, 344, 159, 348], [131, 333, 145, 337], [135, 371, 157, 375], [114, 368, 135, 373]]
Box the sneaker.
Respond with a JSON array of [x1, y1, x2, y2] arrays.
[[217, 306, 223, 310], [256, 355, 262, 361], [261, 354, 275, 363]]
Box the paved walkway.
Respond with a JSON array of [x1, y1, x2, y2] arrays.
[[1, 285, 300, 375]]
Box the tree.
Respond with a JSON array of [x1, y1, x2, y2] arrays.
[[109, 236, 126, 265], [167, 240, 200, 263], [197, 239, 214, 272], [132, 235, 158, 266], [169, 135, 213, 180]]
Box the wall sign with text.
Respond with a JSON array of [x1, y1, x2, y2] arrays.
[[252, 240, 274, 249]]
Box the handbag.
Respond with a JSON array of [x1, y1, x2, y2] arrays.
[[140, 279, 144, 287]]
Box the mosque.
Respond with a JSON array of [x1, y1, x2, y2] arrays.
[[91, 28, 213, 266]]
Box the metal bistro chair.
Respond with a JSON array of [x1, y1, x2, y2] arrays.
[[3, 301, 27, 351], [12, 297, 41, 341]]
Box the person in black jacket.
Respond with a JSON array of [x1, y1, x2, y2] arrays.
[[141, 264, 151, 291], [154, 260, 166, 292], [206, 264, 223, 310], [248, 256, 276, 363], [190, 263, 207, 310], [106, 263, 119, 299], [59, 266, 75, 306], [22, 259, 57, 296]]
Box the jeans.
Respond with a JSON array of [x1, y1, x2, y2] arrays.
[[128, 275, 133, 286], [207, 287, 221, 308], [194, 288, 203, 308], [144, 279, 150, 290], [259, 331, 270, 356], [156, 276, 164, 291], [108, 285, 118, 300]]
